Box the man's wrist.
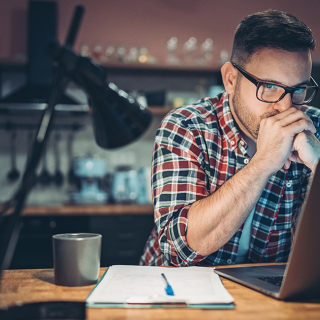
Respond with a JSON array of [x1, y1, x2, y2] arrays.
[[311, 158, 320, 173], [249, 153, 280, 178]]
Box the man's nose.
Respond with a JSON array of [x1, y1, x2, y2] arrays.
[[273, 92, 293, 112]]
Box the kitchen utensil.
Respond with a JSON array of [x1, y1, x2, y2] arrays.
[[53, 133, 64, 187], [67, 133, 76, 185], [7, 131, 20, 182], [38, 144, 52, 186]]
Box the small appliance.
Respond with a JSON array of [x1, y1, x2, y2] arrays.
[[71, 158, 108, 204], [111, 166, 138, 204]]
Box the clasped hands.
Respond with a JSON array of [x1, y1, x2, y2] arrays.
[[256, 107, 320, 173]]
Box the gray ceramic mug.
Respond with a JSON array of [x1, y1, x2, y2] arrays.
[[53, 233, 102, 286]]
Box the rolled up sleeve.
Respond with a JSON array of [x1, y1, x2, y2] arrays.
[[152, 112, 210, 266]]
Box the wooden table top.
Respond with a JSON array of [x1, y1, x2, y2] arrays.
[[1, 267, 320, 320]]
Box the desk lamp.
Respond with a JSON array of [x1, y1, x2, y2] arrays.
[[0, 4, 152, 280]]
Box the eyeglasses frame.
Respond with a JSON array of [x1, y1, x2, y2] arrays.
[[231, 62, 319, 105]]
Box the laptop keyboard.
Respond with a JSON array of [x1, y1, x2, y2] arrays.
[[258, 276, 283, 287]]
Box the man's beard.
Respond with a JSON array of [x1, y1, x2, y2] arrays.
[[231, 81, 279, 139]]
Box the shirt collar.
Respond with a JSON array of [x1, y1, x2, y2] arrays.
[[208, 92, 244, 151]]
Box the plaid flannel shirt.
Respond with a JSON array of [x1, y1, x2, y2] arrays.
[[140, 92, 320, 267]]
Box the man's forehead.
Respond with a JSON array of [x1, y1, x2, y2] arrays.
[[249, 48, 311, 64], [245, 48, 312, 85]]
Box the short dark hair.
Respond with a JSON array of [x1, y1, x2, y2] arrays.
[[230, 10, 316, 66]]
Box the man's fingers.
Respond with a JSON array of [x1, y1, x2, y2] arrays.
[[288, 151, 303, 164], [283, 159, 291, 170], [264, 108, 316, 133], [276, 110, 315, 132], [271, 107, 298, 121]]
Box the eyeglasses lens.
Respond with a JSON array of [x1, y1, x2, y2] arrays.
[[258, 83, 316, 104], [257, 84, 284, 102], [292, 87, 315, 104]]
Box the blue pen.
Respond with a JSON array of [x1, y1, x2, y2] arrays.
[[161, 273, 174, 296]]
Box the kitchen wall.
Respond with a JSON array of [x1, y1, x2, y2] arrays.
[[0, 106, 159, 205], [0, 70, 219, 206], [1, 0, 320, 206], [1, 0, 320, 62]]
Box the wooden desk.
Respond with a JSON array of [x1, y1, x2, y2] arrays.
[[1, 267, 320, 320]]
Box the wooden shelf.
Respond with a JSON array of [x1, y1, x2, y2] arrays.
[[103, 61, 222, 77], [102, 61, 221, 72], [1, 204, 154, 216], [0, 59, 221, 76]]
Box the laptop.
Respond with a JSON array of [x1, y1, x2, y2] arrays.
[[214, 162, 320, 301]]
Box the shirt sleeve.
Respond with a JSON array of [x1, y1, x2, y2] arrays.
[[151, 111, 210, 266], [291, 105, 320, 235]]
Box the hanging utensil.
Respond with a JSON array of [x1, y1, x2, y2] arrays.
[[7, 130, 20, 182], [38, 143, 52, 186], [67, 132, 76, 185], [25, 130, 39, 189], [53, 133, 64, 187]]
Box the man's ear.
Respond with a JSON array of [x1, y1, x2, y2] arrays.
[[221, 62, 237, 94]]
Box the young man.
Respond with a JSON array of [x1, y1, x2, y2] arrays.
[[140, 10, 320, 266]]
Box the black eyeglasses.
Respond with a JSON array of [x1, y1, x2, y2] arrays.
[[232, 62, 319, 105]]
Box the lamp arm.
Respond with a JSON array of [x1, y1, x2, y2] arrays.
[[0, 5, 85, 278], [0, 67, 69, 273]]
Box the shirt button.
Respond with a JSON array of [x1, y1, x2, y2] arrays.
[[244, 158, 249, 164], [286, 182, 292, 188], [231, 141, 235, 146], [227, 259, 232, 264], [240, 140, 245, 146]]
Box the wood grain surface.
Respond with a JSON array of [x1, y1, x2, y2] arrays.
[[1, 266, 320, 320]]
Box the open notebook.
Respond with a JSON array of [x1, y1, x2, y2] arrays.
[[215, 162, 320, 301], [86, 265, 234, 309]]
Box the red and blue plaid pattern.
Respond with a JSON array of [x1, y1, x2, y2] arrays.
[[140, 92, 320, 266]]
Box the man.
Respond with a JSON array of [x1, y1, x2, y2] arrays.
[[140, 10, 320, 267]]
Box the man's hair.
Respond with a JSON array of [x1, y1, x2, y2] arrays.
[[230, 10, 316, 66]]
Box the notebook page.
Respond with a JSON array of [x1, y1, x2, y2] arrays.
[[86, 265, 234, 305]]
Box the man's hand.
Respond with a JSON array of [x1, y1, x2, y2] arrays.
[[287, 130, 320, 172], [254, 107, 318, 174]]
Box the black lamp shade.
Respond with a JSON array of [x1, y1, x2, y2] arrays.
[[90, 83, 152, 149], [47, 42, 152, 149]]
